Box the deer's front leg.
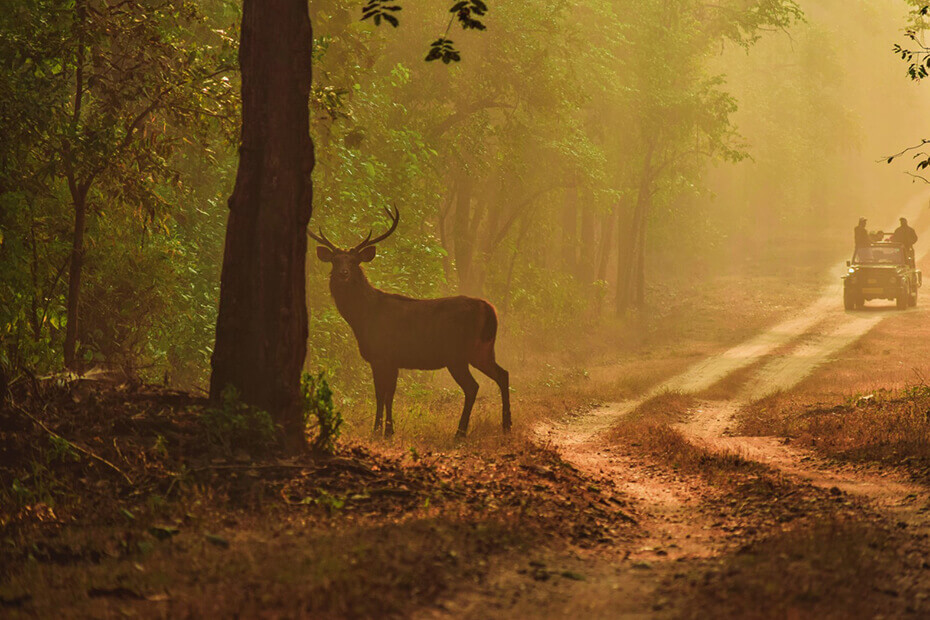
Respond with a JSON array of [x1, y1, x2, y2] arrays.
[[373, 365, 399, 438]]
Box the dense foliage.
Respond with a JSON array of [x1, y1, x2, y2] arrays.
[[2, 0, 921, 402], [0, 0, 238, 385]]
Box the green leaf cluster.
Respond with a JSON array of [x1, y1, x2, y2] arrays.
[[301, 371, 344, 456]]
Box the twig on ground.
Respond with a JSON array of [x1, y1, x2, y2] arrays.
[[12, 403, 135, 486]]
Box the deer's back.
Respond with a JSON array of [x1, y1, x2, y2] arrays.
[[355, 293, 495, 369]]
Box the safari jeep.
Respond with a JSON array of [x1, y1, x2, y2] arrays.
[[843, 240, 921, 310]]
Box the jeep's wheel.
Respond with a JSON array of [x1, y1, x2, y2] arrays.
[[910, 289, 918, 307], [844, 288, 859, 311], [896, 288, 909, 310]]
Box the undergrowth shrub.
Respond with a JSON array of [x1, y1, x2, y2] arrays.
[[201, 385, 276, 456], [741, 385, 930, 476], [301, 371, 343, 455]]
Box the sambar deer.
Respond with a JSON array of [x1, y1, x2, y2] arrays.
[[309, 207, 511, 438]]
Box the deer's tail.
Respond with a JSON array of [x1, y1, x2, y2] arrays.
[[480, 302, 498, 343]]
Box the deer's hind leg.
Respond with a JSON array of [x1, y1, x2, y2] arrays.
[[372, 365, 398, 438], [448, 363, 479, 439], [371, 365, 384, 436], [471, 344, 511, 432]]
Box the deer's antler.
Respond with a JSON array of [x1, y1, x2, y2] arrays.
[[352, 205, 400, 252], [308, 227, 339, 251]]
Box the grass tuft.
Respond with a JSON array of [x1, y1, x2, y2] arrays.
[[739, 385, 930, 480]]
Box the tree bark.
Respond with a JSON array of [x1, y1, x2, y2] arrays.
[[579, 203, 595, 282], [561, 185, 577, 274], [633, 215, 646, 309], [63, 0, 87, 369], [595, 209, 614, 284], [63, 189, 87, 368], [210, 0, 314, 451], [594, 210, 614, 316], [615, 140, 655, 315], [452, 173, 476, 293], [614, 204, 636, 315]]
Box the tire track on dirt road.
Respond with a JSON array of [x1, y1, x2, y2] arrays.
[[422, 200, 930, 620], [536, 194, 930, 559]]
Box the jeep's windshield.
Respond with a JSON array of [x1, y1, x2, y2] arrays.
[[853, 245, 903, 264]]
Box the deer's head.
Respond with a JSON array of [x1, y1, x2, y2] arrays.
[[309, 206, 400, 287]]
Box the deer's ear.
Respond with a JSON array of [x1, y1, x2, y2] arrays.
[[316, 247, 334, 262], [357, 245, 377, 263]]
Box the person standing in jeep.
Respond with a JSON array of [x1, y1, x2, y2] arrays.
[[891, 217, 918, 265], [855, 217, 870, 248], [891, 217, 918, 247]]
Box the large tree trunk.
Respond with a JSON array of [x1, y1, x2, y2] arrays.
[[210, 0, 314, 451]]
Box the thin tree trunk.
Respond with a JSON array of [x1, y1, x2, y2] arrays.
[[63, 0, 87, 369], [29, 218, 41, 341], [633, 215, 646, 309], [63, 192, 87, 368], [452, 173, 475, 293], [472, 194, 502, 294], [615, 140, 656, 315], [501, 215, 533, 314], [561, 185, 577, 273], [595, 209, 614, 283], [437, 189, 455, 281], [594, 210, 614, 316], [579, 203, 595, 282], [210, 0, 314, 451], [614, 204, 637, 315]]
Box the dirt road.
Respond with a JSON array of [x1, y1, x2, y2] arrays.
[[440, 198, 930, 618]]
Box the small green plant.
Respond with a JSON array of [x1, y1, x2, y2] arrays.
[[202, 385, 277, 456], [301, 372, 343, 455], [313, 489, 345, 513], [46, 436, 80, 464], [153, 434, 169, 458], [5, 461, 60, 508]]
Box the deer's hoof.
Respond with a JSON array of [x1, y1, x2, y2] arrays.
[[384, 426, 395, 439], [454, 429, 467, 441]]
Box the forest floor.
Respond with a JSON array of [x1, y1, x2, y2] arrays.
[[5, 205, 930, 618]]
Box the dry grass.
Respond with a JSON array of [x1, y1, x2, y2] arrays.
[[611, 420, 766, 482], [732, 248, 930, 478], [676, 518, 930, 619], [695, 357, 769, 400], [1, 383, 635, 617], [788, 313, 930, 400], [629, 391, 698, 423], [739, 387, 930, 480], [2, 516, 527, 618]]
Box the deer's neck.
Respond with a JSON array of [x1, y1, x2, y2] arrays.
[[330, 274, 381, 329]]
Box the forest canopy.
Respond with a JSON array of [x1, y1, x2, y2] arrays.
[[1, 0, 925, 410]]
